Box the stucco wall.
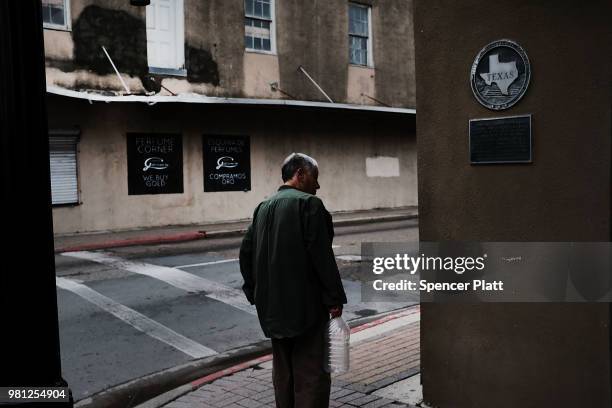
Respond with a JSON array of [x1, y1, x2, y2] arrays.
[[44, 0, 415, 108], [415, 0, 611, 407], [243, 52, 280, 98], [183, 0, 243, 95], [48, 95, 416, 234], [347, 65, 375, 105], [370, 0, 415, 108]]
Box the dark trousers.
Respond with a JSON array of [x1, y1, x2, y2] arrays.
[[271, 320, 331, 408]]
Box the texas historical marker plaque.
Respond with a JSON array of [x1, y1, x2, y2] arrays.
[[469, 115, 532, 164], [470, 39, 531, 111]]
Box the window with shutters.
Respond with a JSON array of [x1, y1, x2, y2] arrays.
[[42, 0, 71, 31], [349, 3, 373, 67], [244, 0, 276, 53], [49, 134, 79, 206]]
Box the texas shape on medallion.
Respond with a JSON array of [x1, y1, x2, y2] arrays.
[[479, 54, 518, 95]]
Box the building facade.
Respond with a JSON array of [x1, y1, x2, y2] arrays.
[[44, 0, 416, 234]]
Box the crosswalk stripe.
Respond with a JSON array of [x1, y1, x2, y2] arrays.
[[175, 254, 358, 269], [175, 258, 239, 269], [61, 251, 257, 315], [56, 277, 218, 359], [336, 255, 362, 261]]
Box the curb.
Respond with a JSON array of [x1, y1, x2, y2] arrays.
[[196, 214, 418, 240], [55, 231, 206, 254], [133, 305, 420, 408], [74, 340, 272, 408], [333, 213, 418, 229], [55, 213, 418, 253]]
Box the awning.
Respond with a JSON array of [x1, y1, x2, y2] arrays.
[[46, 85, 416, 115]]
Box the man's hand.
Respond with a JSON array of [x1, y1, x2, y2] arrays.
[[329, 305, 343, 318]]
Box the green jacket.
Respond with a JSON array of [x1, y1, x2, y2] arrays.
[[239, 186, 347, 338]]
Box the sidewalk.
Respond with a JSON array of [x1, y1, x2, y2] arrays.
[[144, 306, 421, 408], [54, 207, 418, 253]]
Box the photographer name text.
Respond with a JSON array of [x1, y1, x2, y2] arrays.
[[372, 279, 504, 292]]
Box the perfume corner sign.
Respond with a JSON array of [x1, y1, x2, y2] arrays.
[[127, 133, 183, 195]]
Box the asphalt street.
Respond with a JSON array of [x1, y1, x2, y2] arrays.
[[54, 219, 419, 401]]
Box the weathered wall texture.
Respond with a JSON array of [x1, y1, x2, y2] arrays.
[[275, 0, 415, 107], [370, 0, 415, 107], [243, 53, 280, 98], [45, 0, 147, 92], [347, 66, 376, 105], [44, 0, 416, 107], [183, 0, 243, 94], [48, 96, 416, 234], [44, 30, 73, 60], [72, 5, 147, 77], [276, 0, 349, 102], [415, 0, 611, 407]]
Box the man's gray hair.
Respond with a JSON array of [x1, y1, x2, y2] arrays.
[[281, 153, 318, 182]]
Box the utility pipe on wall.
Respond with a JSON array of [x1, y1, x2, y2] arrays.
[[298, 65, 334, 103], [102, 45, 131, 94]]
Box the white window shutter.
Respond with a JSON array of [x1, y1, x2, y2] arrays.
[[49, 136, 79, 205]]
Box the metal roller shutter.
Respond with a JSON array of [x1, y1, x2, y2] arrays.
[[49, 135, 79, 205]]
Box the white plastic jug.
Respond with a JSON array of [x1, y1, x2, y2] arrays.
[[324, 317, 350, 374]]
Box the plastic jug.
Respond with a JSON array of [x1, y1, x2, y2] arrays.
[[324, 317, 350, 374]]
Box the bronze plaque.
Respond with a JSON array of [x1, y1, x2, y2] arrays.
[[469, 115, 532, 164]]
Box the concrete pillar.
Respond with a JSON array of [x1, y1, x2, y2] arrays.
[[414, 1, 611, 406]]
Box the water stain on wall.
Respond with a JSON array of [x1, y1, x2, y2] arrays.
[[72, 5, 147, 77], [48, 5, 222, 92], [186, 46, 220, 86]]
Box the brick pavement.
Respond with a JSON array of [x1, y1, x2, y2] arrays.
[[162, 313, 420, 408]]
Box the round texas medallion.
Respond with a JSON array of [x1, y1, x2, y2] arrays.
[[470, 39, 531, 110]]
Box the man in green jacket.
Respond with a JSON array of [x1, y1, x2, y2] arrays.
[[239, 152, 347, 408]]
